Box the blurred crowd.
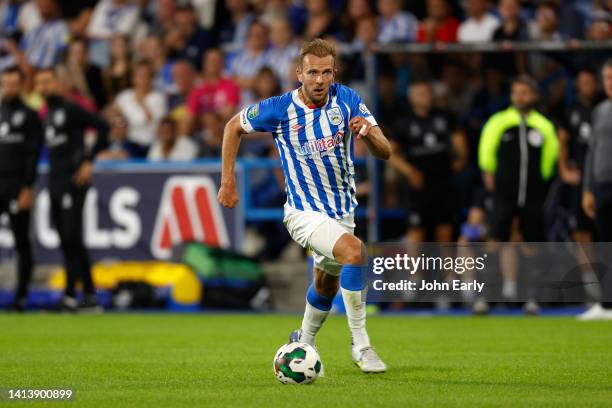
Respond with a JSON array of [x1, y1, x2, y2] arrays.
[[0, 0, 611, 246], [0, 0, 610, 159]]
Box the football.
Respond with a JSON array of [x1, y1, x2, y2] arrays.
[[273, 342, 322, 384]]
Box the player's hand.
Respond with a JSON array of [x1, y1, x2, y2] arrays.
[[582, 191, 596, 220], [17, 187, 33, 210], [349, 117, 371, 139], [73, 161, 93, 187], [409, 168, 424, 190], [218, 181, 239, 208]]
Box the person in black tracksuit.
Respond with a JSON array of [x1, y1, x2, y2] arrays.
[[0, 67, 43, 311], [558, 69, 601, 241], [34, 68, 109, 312], [390, 80, 468, 243]]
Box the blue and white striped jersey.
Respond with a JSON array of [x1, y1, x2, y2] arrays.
[[239, 83, 377, 219]]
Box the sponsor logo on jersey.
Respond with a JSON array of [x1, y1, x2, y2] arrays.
[[296, 130, 344, 158], [247, 104, 260, 120], [151, 176, 230, 259]]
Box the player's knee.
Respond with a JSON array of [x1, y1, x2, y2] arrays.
[[340, 238, 367, 266]]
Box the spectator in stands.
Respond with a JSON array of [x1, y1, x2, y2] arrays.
[[16, 0, 42, 34], [114, 60, 167, 157], [340, 0, 375, 42], [167, 59, 197, 123], [148, 117, 197, 161], [103, 35, 132, 101], [57, 38, 107, 110], [433, 61, 475, 120], [218, 0, 255, 53], [198, 112, 224, 158], [377, 0, 418, 44], [457, 0, 500, 43], [96, 106, 130, 161], [148, 0, 176, 36], [266, 17, 299, 92], [341, 16, 379, 86], [302, 0, 342, 41], [20, 0, 68, 69], [61, 0, 97, 38], [0, 1, 23, 36], [493, 0, 528, 42], [165, 5, 215, 71], [490, 0, 528, 77], [182, 48, 240, 137], [587, 14, 611, 41], [87, 0, 140, 68], [137, 34, 172, 94], [528, 1, 562, 42], [230, 21, 271, 106], [389, 80, 468, 243], [416, 0, 460, 43]]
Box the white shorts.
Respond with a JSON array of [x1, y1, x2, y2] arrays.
[[283, 204, 355, 276]]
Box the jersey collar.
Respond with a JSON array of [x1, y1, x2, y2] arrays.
[[292, 87, 331, 111]]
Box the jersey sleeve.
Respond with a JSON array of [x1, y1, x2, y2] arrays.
[[478, 114, 503, 174], [239, 97, 280, 133], [346, 87, 377, 126]]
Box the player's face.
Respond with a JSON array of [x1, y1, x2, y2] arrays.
[[34, 71, 59, 99], [511, 83, 536, 112], [0, 72, 22, 100], [297, 54, 335, 104], [603, 66, 612, 99]]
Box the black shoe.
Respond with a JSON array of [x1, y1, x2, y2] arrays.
[[59, 296, 78, 313], [8, 297, 26, 313], [78, 295, 103, 314]]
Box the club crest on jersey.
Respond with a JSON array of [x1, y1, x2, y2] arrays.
[[326, 107, 343, 126], [54, 110, 65, 126], [12, 111, 25, 126], [297, 130, 344, 158], [247, 104, 259, 120]]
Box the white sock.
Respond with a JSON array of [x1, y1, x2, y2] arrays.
[[300, 302, 330, 346], [341, 288, 370, 349], [502, 280, 517, 300]]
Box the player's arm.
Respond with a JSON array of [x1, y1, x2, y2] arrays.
[[349, 117, 391, 160], [18, 110, 43, 210], [73, 105, 110, 186], [387, 140, 424, 190], [557, 127, 581, 186], [218, 113, 244, 208], [451, 129, 468, 173]]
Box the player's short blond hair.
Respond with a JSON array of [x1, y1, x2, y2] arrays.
[[298, 38, 336, 68]]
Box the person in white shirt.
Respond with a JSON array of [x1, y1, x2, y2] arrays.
[[266, 17, 299, 92], [87, 0, 140, 67], [458, 0, 500, 43], [114, 60, 167, 157], [147, 117, 197, 161], [377, 0, 418, 44]]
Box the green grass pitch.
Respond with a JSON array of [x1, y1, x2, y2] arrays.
[[1, 314, 611, 407]]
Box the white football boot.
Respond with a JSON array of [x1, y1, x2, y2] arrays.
[[577, 303, 612, 321], [352, 345, 387, 373]]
